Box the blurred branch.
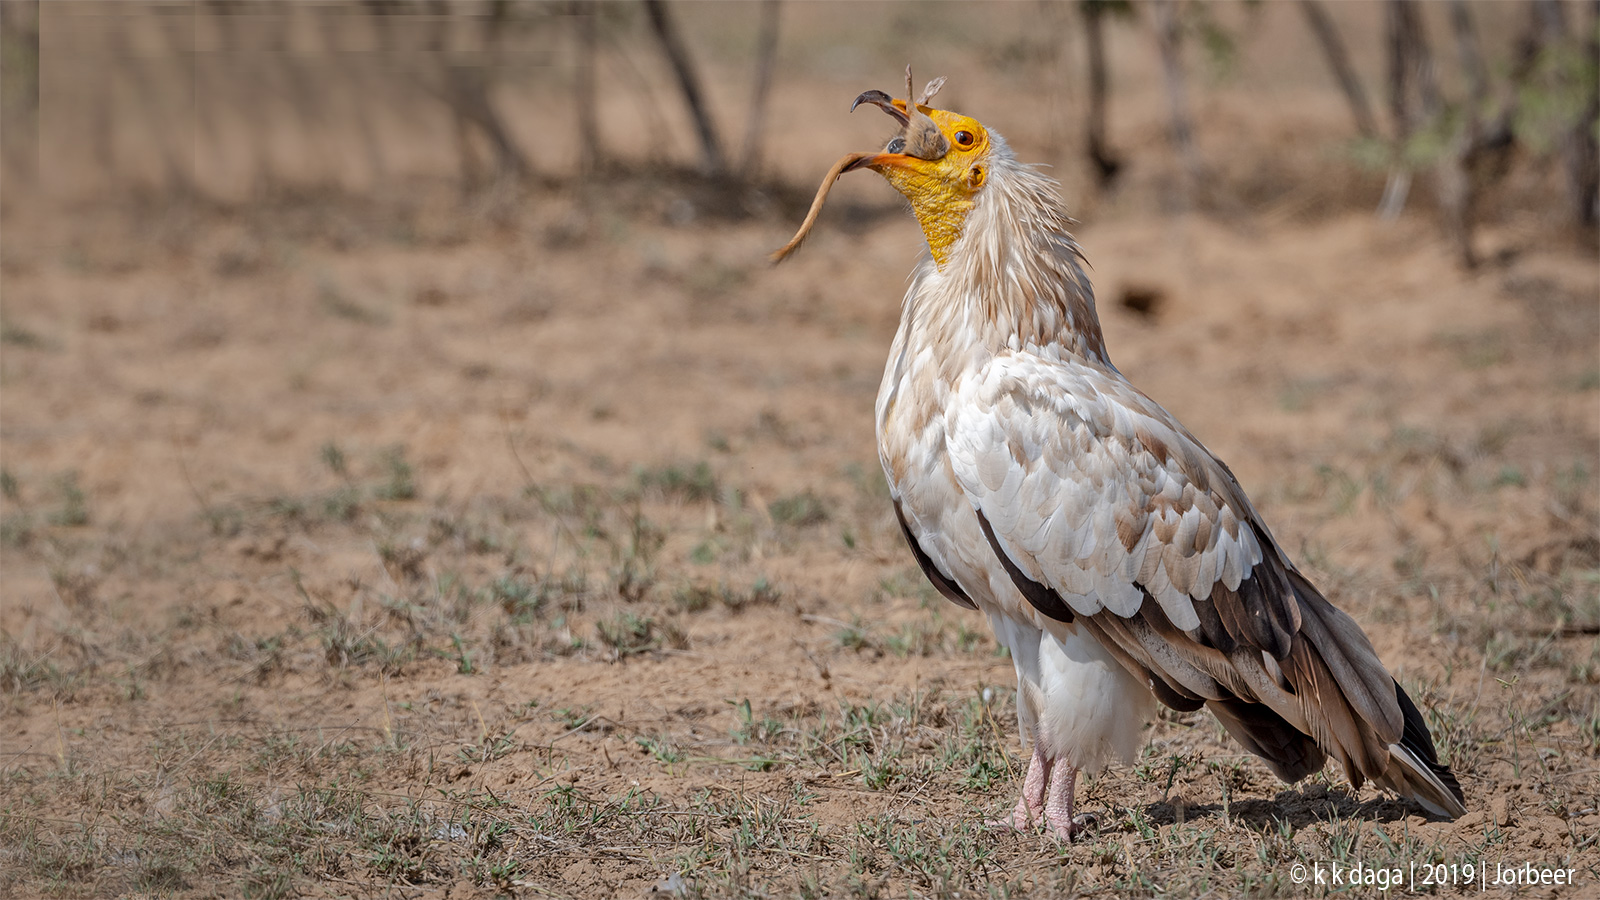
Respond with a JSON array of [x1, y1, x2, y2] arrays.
[[643, 0, 726, 174], [1575, 1, 1599, 229], [1531, 0, 1600, 229], [572, 0, 602, 176], [317, 3, 389, 185], [1149, 0, 1201, 206], [0, 0, 41, 188], [380, 0, 533, 190], [113, 11, 196, 198], [1297, 0, 1378, 139], [1377, 0, 1437, 222], [1080, 0, 1123, 188], [739, 0, 780, 179], [451, 0, 532, 183], [1449, 0, 1487, 108], [1437, 0, 1485, 267]]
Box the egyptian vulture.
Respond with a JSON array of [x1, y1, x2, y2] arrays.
[[774, 70, 1466, 838]]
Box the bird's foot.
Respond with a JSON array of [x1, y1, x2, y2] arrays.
[[1040, 761, 1089, 841], [988, 743, 1051, 832], [985, 796, 1042, 832], [1043, 810, 1101, 842]]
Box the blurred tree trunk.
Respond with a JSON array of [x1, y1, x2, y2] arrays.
[[573, 0, 602, 176], [113, 12, 196, 198], [1576, 2, 1599, 229], [1534, 0, 1600, 229], [0, 0, 41, 188], [459, 0, 531, 183], [1377, 0, 1437, 221], [277, 6, 330, 180], [207, 1, 276, 190], [597, 9, 677, 168], [428, 5, 486, 188], [1297, 0, 1378, 139], [319, 4, 389, 187], [739, 0, 780, 179], [643, 0, 726, 174], [1150, 0, 1200, 206], [401, 0, 533, 190], [1437, 0, 1485, 267], [1080, 0, 1123, 188]]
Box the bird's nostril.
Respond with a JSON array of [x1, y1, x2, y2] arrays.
[[886, 137, 906, 155]]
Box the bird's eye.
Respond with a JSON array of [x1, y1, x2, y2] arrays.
[[886, 136, 906, 154], [954, 130, 975, 148]]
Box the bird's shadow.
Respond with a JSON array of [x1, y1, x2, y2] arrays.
[[1138, 786, 1440, 833]]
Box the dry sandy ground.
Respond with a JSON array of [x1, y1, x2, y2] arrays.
[[3, 3, 1599, 898]]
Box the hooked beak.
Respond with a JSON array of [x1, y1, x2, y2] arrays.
[[845, 90, 914, 173], [849, 82, 950, 165], [850, 90, 909, 126]]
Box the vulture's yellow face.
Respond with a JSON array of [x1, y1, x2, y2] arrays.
[[849, 90, 992, 266], [767, 71, 992, 267]]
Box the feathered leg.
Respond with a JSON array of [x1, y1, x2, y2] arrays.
[[989, 743, 1050, 830]]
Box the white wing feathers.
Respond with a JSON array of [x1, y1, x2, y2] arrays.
[[947, 355, 1266, 634]]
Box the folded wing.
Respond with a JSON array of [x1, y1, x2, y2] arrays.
[[947, 355, 1465, 817]]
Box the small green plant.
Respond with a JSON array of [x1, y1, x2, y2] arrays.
[[320, 441, 350, 479], [728, 698, 784, 746], [449, 633, 476, 674], [720, 577, 781, 613], [491, 576, 540, 621], [375, 446, 416, 500], [321, 486, 361, 521], [457, 733, 516, 764], [49, 472, 89, 526], [596, 612, 657, 658], [634, 461, 718, 501], [769, 491, 829, 527], [836, 618, 874, 653], [636, 734, 684, 766], [673, 583, 716, 613]]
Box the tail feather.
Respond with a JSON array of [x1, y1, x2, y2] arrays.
[[1374, 681, 1466, 818], [1281, 571, 1466, 818]]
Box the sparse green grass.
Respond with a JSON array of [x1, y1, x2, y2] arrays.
[[14, 422, 1579, 896], [4, 441, 1596, 900], [596, 610, 661, 657], [375, 445, 417, 501], [769, 490, 830, 527], [634, 460, 719, 502], [48, 471, 89, 527]]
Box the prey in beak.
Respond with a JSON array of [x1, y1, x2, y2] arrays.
[[850, 70, 950, 162], [770, 66, 953, 263]]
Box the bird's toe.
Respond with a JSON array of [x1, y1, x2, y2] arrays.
[[1042, 810, 1099, 842], [985, 798, 1041, 832]]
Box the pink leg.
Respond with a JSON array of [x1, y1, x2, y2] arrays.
[[989, 744, 1050, 831], [1041, 761, 1095, 841]]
